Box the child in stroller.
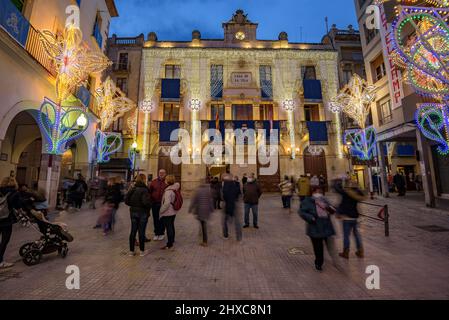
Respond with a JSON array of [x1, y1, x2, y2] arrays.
[[14, 203, 74, 266]]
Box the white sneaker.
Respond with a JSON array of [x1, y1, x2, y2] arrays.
[[153, 235, 159, 241], [128, 252, 136, 257], [0, 262, 14, 269], [140, 251, 148, 257], [158, 235, 165, 241]]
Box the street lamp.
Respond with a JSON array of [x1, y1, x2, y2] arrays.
[[344, 141, 353, 176], [130, 141, 139, 180]]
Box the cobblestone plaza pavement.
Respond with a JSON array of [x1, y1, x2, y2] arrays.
[[1, 193, 448, 300]]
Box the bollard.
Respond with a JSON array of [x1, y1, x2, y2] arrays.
[[384, 205, 389, 237]]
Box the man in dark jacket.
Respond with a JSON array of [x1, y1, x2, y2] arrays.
[[222, 174, 242, 241], [148, 169, 167, 241], [243, 177, 262, 229], [393, 172, 406, 196], [69, 174, 88, 210], [334, 180, 365, 259], [125, 174, 152, 256]]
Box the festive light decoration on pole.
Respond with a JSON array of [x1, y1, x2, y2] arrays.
[[344, 127, 377, 161], [96, 131, 123, 164], [139, 100, 154, 113], [391, 5, 449, 155], [38, 23, 111, 154], [94, 77, 136, 163], [38, 98, 89, 154], [189, 99, 201, 111], [282, 99, 298, 159], [329, 74, 377, 160]]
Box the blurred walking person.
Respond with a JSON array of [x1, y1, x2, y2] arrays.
[[70, 174, 88, 210], [0, 177, 18, 269], [210, 177, 222, 210], [125, 174, 152, 257], [334, 180, 366, 259], [222, 174, 242, 241], [100, 177, 123, 234], [148, 169, 167, 241], [279, 175, 294, 211], [243, 176, 262, 229], [297, 174, 311, 202], [189, 183, 214, 247], [393, 172, 406, 196], [299, 186, 337, 271], [159, 175, 182, 250], [88, 177, 100, 209]]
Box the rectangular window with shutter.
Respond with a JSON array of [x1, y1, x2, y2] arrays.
[[211, 65, 223, 100]]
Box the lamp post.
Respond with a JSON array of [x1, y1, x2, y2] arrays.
[[344, 141, 353, 175]]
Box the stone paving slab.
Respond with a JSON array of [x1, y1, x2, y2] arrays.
[[0, 194, 448, 300]]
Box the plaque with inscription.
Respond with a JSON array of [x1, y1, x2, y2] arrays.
[[231, 72, 252, 86]]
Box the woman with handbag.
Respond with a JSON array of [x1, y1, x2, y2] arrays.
[[299, 186, 337, 271]]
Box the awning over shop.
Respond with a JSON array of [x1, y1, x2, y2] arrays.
[[307, 121, 328, 145]]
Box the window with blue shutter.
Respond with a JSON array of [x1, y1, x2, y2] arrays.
[[211, 65, 223, 100], [92, 12, 103, 49], [260, 65, 273, 100]]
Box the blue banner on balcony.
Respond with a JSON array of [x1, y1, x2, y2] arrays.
[[303, 79, 323, 101], [397, 145, 415, 157], [307, 121, 328, 145], [0, 0, 30, 47], [161, 79, 181, 100], [76, 86, 91, 108], [160, 121, 180, 142]]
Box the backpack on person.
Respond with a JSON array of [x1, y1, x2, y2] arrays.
[[76, 182, 86, 194], [0, 193, 11, 220], [171, 189, 183, 211]]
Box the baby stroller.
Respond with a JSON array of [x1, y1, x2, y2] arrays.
[[14, 208, 74, 266]]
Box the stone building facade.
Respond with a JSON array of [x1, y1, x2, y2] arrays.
[[107, 10, 347, 192]]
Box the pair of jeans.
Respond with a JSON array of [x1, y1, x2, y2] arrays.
[[200, 220, 208, 243], [281, 196, 292, 208], [213, 197, 221, 209], [310, 237, 329, 268], [342, 220, 363, 251], [0, 225, 13, 263], [129, 211, 149, 252], [244, 203, 258, 226], [161, 215, 176, 248], [89, 190, 98, 209], [151, 204, 165, 236], [103, 208, 117, 232], [223, 214, 242, 241]]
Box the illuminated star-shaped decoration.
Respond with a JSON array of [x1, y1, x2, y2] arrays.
[[39, 25, 111, 102], [329, 74, 376, 129], [282, 100, 296, 111], [189, 99, 201, 111], [127, 111, 138, 137], [139, 100, 154, 113], [96, 77, 136, 131]]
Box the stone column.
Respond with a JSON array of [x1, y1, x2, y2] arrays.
[[376, 141, 389, 198], [416, 129, 436, 208], [38, 154, 62, 209]]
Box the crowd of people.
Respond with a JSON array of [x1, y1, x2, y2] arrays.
[[0, 168, 370, 273]]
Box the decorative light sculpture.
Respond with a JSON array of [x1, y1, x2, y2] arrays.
[[391, 5, 449, 155], [96, 77, 135, 132], [329, 74, 377, 160], [38, 24, 111, 154], [139, 100, 154, 113], [38, 98, 89, 154], [94, 77, 136, 163], [189, 99, 201, 111], [96, 131, 123, 164], [282, 99, 298, 159], [308, 145, 324, 157]]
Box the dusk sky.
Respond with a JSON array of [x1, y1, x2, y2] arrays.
[[110, 0, 359, 43]]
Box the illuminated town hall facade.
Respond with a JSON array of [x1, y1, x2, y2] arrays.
[[107, 10, 347, 192]]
